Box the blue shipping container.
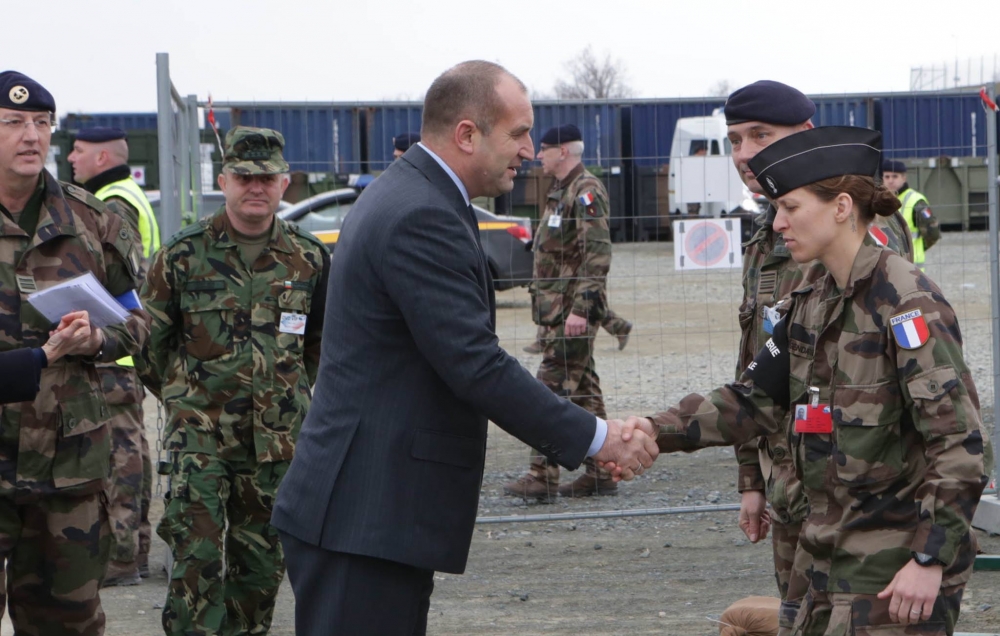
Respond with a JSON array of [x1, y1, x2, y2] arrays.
[[228, 105, 360, 174]]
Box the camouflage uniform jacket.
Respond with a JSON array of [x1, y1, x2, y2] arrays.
[[0, 171, 150, 498], [530, 164, 612, 326], [734, 207, 914, 521], [654, 237, 987, 594], [137, 208, 330, 463]]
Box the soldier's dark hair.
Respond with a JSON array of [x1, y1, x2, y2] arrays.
[[805, 175, 900, 223], [421, 61, 526, 138]]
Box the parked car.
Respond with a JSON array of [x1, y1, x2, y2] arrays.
[[277, 189, 535, 290]]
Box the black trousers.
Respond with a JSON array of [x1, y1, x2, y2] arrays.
[[279, 530, 435, 636]]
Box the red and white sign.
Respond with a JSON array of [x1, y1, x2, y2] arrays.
[[130, 165, 146, 186]]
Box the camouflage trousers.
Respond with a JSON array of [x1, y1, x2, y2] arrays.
[[105, 402, 152, 564], [158, 452, 289, 636], [529, 322, 610, 481], [99, 365, 152, 568], [789, 585, 964, 636], [772, 517, 810, 636], [532, 309, 629, 345], [600, 308, 630, 336], [0, 491, 111, 636]]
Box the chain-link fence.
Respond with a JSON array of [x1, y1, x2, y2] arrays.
[[147, 58, 1000, 511]]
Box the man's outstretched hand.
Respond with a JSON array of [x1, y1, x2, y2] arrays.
[[593, 418, 659, 481]]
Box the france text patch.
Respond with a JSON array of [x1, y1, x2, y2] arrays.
[[890, 309, 929, 349]]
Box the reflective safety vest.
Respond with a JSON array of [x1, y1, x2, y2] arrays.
[[95, 177, 160, 367], [898, 188, 929, 267], [95, 177, 161, 260]]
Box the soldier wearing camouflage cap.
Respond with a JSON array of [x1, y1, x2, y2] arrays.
[[503, 123, 618, 499], [619, 126, 987, 634], [0, 70, 151, 634], [137, 125, 330, 635]]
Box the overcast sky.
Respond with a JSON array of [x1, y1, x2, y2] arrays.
[[3, 0, 998, 115]]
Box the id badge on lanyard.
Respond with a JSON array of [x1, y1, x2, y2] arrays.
[[794, 386, 832, 434]]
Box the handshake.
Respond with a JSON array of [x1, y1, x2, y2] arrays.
[[593, 416, 659, 481]]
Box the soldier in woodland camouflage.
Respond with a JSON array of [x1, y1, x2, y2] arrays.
[[724, 81, 916, 634], [137, 126, 330, 636], [617, 127, 987, 635], [0, 71, 151, 635], [503, 124, 616, 499]]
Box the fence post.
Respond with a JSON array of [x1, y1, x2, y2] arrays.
[[156, 52, 179, 239], [988, 84, 1000, 489], [186, 95, 203, 219]]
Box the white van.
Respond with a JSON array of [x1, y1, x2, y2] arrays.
[[667, 110, 760, 217]]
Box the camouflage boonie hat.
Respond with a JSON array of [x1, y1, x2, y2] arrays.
[[223, 126, 289, 174]]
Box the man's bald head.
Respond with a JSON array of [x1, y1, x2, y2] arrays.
[[67, 138, 129, 185]]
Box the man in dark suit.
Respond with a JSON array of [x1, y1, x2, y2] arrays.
[[271, 60, 659, 635]]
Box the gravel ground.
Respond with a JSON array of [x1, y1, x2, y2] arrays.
[[12, 236, 998, 636]]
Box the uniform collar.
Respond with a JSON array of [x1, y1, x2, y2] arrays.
[[33, 171, 83, 244], [82, 165, 132, 194], [897, 183, 911, 196], [823, 233, 883, 299], [556, 163, 586, 190], [208, 206, 295, 254]]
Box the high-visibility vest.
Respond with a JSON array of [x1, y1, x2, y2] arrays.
[[95, 177, 160, 367], [898, 188, 929, 266], [95, 178, 161, 260]]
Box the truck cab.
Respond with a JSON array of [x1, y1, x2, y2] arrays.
[[667, 110, 760, 219]]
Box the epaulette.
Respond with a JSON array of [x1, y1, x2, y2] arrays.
[[59, 181, 107, 213], [283, 219, 331, 255], [163, 217, 211, 250]]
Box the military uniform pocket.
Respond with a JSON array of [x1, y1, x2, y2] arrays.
[[276, 288, 311, 352], [907, 366, 966, 439], [180, 289, 237, 361], [53, 388, 111, 487], [832, 382, 904, 486]]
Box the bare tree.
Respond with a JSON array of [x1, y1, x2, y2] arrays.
[[553, 46, 634, 99], [707, 80, 734, 97]]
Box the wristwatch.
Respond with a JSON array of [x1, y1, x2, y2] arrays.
[[912, 551, 944, 567]]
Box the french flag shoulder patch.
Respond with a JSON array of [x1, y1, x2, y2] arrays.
[[890, 308, 930, 349], [869, 226, 888, 246], [578, 191, 594, 207]]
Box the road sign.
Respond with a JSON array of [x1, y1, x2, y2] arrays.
[[673, 218, 742, 270]]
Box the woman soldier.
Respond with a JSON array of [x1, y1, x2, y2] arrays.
[[614, 126, 988, 635]]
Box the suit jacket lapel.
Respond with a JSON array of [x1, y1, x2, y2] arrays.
[[403, 146, 492, 315]]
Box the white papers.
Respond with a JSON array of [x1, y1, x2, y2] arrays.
[[27, 272, 130, 329]]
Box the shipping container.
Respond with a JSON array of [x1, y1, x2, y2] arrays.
[[876, 93, 991, 158], [627, 99, 726, 167], [366, 103, 423, 172], [531, 101, 624, 167], [220, 104, 361, 174]]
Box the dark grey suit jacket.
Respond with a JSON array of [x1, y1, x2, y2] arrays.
[[272, 145, 596, 574]]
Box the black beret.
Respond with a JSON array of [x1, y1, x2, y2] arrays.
[[881, 159, 907, 174], [748, 126, 882, 199], [0, 71, 55, 113], [393, 132, 420, 152], [75, 127, 127, 143], [540, 124, 582, 146], [724, 80, 815, 126]]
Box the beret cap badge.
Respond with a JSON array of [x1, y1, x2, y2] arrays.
[[9, 86, 28, 104]]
